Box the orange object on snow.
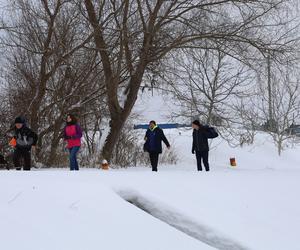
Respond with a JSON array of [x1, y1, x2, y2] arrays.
[[101, 159, 109, 170], [9, 138, 17, 147], [230, 157, 237, 167]]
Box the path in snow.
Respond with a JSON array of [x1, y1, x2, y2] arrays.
[[117, 188, 250, 250]]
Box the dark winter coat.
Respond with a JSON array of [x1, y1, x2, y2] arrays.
[[192, 127, 210, 152], [14, 126, 38, 151], [144, 127, 170, 154], [0, 154, 7, 164]]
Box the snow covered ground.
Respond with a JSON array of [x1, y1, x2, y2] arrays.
[[1, 128, 300, 250]]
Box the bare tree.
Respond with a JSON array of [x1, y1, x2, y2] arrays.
[[1, 0, 108, 166], [83, 0, 292, 162], [164, 48, 252, 127], [260, 62, 300, 155]]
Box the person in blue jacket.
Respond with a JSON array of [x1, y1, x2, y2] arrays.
[[144, 120, 170, 171]]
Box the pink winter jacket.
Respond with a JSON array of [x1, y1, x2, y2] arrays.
[[64, 124, 82, 149]]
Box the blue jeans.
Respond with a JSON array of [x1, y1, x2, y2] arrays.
[[69, 146, 80, 170]]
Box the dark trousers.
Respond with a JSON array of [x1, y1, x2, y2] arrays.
[[195, 150, 209, 171], [13, 149, 31, 170], [149, 152, 159, 171], [69, 146, 80, 170]]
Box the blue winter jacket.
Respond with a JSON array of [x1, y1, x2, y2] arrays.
[[144, 127, 170, 154]]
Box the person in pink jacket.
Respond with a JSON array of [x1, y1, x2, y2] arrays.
[[63, 114, 82, 170]]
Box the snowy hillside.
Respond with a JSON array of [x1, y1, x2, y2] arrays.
[[1, 128, 300, 250], [1, 0, 300, 249]]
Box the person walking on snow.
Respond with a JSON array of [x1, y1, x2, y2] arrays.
[[192, 120, 218, 171], [12, 116, 38, 171], [144, 120, 170, 171], [63, 114, 82, 171]]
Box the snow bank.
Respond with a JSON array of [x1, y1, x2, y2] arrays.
[[1, 126, 300, 250], [0, 171, 214, 250]]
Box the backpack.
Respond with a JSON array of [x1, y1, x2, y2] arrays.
[[206, 126, 219, 139]]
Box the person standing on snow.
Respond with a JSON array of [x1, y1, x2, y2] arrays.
[[192, 120, 218, 171], [12, 116, 38, 171], [192, 120, 209, 171], [63, 114, 82, 171], [143, 120, 170, 171]]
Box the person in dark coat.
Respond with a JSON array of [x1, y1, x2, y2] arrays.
[[192, 120, 211, 171], [13, 116, 38, 171], [144, 120, 170, 171], [63, 114, 82, 170]]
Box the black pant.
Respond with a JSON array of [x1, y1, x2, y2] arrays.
[[13, 149, 31, 170], [149, 152, 159, 171], [195, 150, 209, 171]]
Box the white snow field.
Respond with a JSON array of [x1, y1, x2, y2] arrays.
[[1, 129, 300, 250]]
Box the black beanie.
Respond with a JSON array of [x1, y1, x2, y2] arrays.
[[15, 116, 25, 124], [149, 120, 156, 125], [192, 120, 201, 126]]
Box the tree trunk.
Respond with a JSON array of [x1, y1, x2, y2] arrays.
[[101, 109, 132, 162], [48, 134, 62, 166], [102, 116, 123, 161], [84, 0, 149, 162], [277, 137, 283, 156]]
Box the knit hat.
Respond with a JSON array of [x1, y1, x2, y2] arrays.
[[15, 116, 25, 124], [149, 120, 156, 125], [192, 120, 201, 127]]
